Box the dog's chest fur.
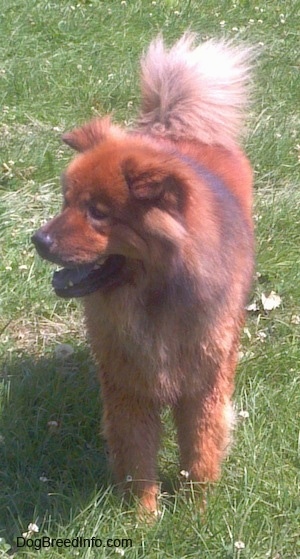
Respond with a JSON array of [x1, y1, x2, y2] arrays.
[[83, 278, 239, 405]]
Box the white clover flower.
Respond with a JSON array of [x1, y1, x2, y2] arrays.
[[179, 470, 189, 479], [28, 523, 39, 533], [261, 291, 281, 311], [39, 475, 49, 483], [238, 410, 249, 420], [234, 540, 245, 550]]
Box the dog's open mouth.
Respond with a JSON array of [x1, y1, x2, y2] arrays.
[[52, 255, 126, 298]]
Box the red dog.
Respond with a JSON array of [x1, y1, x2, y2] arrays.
[[32, 34, 254, 514]]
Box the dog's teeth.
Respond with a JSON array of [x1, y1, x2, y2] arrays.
[[95, 257, 107, 267]]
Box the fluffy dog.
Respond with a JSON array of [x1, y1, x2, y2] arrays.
[[32, 34, 255, 514]]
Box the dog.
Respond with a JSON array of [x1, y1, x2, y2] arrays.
[[32, 33, 255, 514]]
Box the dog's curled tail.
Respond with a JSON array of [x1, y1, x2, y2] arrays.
[[138, 33, 255, 148]]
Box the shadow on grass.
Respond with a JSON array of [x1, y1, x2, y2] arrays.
[[0, 347, 110, 543]]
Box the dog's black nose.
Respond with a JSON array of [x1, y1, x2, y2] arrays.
[[32, 229, 54, 259]]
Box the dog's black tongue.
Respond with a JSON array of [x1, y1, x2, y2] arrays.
[[52, 265, 96, 290], [52, 264, 97, 298], [52, 256, 126, 298]]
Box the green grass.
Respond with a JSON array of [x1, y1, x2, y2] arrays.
[[1, 0, 299, 557]]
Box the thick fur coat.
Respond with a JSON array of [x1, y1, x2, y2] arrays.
[[33, 34, 255, 513]]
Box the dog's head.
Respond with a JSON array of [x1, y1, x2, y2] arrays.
[[32, 118, 190, 298]]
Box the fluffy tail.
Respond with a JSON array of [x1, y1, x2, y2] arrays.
[[137, 33, 255, 148]]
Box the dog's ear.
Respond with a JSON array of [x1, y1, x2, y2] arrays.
[[122, 156, 179, 201], [62, 117, 121, 152]]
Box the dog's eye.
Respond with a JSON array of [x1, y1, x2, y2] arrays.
[[88, 205, 109, 221]]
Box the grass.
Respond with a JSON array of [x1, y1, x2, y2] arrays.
[[0, 0, 299, 557]]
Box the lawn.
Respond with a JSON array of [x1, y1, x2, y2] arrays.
[[0, 0, 299, 557]]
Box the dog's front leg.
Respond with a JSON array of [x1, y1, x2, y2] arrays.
[[173, 375, 235, 504], [101, 381, 161, 514]]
